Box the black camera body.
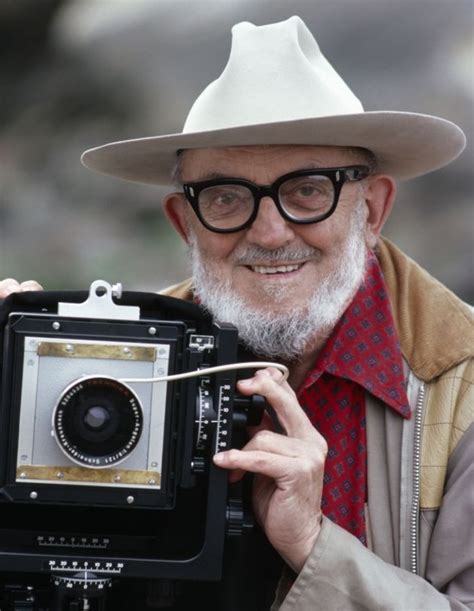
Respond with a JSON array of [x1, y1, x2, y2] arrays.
[[0, 281, 266, 609]]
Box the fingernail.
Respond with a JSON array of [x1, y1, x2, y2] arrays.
[[213, 452, 225, 464], [238, 378, 254, 388]]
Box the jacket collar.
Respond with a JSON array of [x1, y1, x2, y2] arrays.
[[376, 237, 473, 382]]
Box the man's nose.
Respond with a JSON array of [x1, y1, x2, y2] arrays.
[[245, 196, 296, 248]]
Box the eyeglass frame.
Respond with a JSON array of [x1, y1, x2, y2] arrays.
[[181, 165, 370, 234]]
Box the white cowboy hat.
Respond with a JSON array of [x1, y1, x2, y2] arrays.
[[81, 15, 466, 184]]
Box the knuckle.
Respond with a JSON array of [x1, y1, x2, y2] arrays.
[[21, 280, 43, 291], [0, 278, 19, 288], [254, 429, 273, 444], [0, 278, 20, 297], [319, 438, 329, 459], [299, 457, 317, 478], [226, 449, 241, 464], [253, 453, 268, 471]]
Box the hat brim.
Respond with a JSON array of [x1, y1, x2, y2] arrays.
[[81, 111, 466, 185]]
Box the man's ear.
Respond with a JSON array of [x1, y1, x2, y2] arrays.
[[163, 192, 191, 243], [363, 174, 397, 248]]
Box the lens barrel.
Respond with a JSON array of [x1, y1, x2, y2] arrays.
[[53, 376, 143, 468]]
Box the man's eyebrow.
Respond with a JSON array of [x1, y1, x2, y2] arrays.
[[190, 171, 232, 181], [181, 171, 232, 183]]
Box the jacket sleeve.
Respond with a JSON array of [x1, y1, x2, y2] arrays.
[[272, 519, 469, 611], [272, 424, 474, 611]]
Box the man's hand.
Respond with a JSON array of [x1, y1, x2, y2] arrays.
[[0, 278, 43, 298], [213, 367, 327, 573]]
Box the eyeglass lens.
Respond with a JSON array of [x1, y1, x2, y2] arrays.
[[198, 174, 335, 230]]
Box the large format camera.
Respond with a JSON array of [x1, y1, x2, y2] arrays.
[[0, 281, 276, 610]]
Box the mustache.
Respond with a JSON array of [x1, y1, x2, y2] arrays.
[[232, 244, 321, 265]]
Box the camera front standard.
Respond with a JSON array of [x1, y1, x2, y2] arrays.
[[0, 280, 268, 608]]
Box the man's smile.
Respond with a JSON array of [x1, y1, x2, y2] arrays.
[[247, 262, 306, 275]]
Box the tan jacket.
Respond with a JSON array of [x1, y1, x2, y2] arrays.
[[162, 237, 474, 610]]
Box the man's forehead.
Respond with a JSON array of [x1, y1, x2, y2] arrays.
[[179, 144, 361, 181]]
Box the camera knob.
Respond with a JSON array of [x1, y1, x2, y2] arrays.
[[232, 393, 266, 427], [226, 498, 254, 537], [191, 456, 205, 473]]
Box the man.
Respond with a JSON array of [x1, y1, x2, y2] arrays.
[[1, 16, 473, 610]]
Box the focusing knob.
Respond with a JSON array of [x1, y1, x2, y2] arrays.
[[226, 498, 254, 537], [233, 393, 266, 427], [191, 456, 205, 474]]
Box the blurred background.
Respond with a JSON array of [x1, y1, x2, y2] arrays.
[[0, 0, 473, 301]]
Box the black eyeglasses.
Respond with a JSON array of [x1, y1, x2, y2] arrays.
[[182, 166, 369, 234]]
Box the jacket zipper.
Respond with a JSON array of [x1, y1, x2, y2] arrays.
[[410, 382, 425, 574]]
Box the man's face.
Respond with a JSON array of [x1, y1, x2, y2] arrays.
[[164, 145, 394, 360], [175, 145, 370, 311]]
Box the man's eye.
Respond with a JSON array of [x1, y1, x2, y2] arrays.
[[296, 185, 320, 197], [214, 192, 239, 205], [287, 183, 327, 200]]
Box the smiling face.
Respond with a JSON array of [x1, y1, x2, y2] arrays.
[[164, 145, 395, 360]]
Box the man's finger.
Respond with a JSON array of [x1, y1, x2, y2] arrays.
[[0, 278, 43, 297], [213, 447, 315, 484], [19, 280, 43, 292], [0, 278, 21, 297], [237, 369, 315, 441], [242, 428, 326, 461]]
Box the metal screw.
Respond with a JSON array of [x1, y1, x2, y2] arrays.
[[123, 347, 131, 356], [30, 491, 38, 500], [56, 472, 64, 479], [65, 344, 74, 353], [148, 327, 157, 336], [113, 475, 121, 482], [126, 496, 134, 504], [148, 479, 156, 486], [19, 472, 27, 479], [111, 283, 122, 298], [52, 322, 61, 331]]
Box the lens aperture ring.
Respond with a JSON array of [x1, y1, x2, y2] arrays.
[[53, 376, 143, 468]]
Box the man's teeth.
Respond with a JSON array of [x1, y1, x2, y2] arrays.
[[251, 264, 302, 274]]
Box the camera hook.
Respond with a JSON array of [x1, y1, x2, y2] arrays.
[[58, 280, 140, 321]]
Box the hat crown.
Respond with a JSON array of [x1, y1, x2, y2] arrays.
[[81, 15, 466, 185], [183, 16, 364, 134]]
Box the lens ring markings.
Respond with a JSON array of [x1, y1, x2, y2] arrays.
[[52, 376, 143, 469]]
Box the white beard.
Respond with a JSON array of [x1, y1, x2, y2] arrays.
[[188, 203, 368, 362]]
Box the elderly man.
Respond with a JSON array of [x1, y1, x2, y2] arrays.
[[1, 16, 473, 611]]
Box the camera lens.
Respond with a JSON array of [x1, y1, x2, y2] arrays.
[[53, 376, 143, 468]]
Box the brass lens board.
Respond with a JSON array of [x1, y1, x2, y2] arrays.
[[37, 342, 156, 362]]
